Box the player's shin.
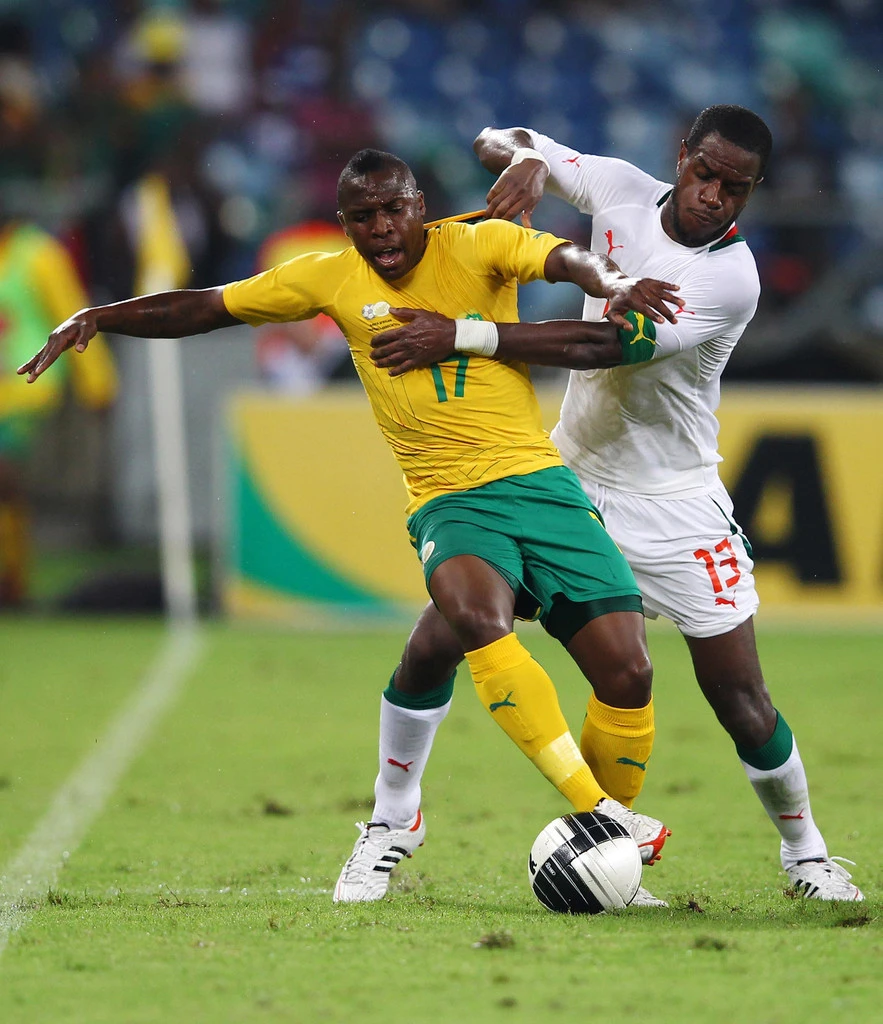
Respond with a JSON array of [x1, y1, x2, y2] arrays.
[[466, 633, 606, 811], [737, 710, 827, 867], [371, 673, 454, 829], [580, 695, 655, 808]]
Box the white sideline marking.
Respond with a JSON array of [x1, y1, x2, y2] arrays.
[[0, 624, 204, 958]]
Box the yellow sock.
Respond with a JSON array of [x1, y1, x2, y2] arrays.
[[466, 633, 606, 812], [0, 500, 28, 606], [580, 695, 655, 808]]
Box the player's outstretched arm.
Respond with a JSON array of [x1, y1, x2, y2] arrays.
[[371, 308, 622, 375], [18, 286, 239, 383], [473, 127, 548, 227], [370, 234, 680, 374], [370, 241, 680, 375]]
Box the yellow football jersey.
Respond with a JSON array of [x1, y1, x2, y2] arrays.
[[224, 218, 567, 514]]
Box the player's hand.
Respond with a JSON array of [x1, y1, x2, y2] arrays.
[[17, 310, 98, 383], [605, 278, 683, 330], [485, 159, 548, 227], [370, 308, 456, 376]]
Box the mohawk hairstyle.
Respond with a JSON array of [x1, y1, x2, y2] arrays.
[[337, 149, 415, 203], [685, 105, 773, 176]]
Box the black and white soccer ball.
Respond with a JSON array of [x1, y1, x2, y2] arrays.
[[528, 811, 642, 914]]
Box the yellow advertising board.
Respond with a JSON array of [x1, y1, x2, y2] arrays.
[[714, 387, 883, 615], [222, 385, 883, 624]]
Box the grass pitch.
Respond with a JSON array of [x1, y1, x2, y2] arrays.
[[0, 617, 880, 1023]]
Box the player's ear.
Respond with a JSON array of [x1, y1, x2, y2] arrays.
[[337, 210, 350, 237], [417, 191, 426, 217]]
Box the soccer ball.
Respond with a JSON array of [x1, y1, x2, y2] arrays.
[[528, 811, 642, 914]]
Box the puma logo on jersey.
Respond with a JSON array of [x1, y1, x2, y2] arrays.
[[627, 312, 656, 348], [605, 229, 624, 256], [387, 758, 414, 772], [618, 310, 658, 365], [489, 691, 517, 712]]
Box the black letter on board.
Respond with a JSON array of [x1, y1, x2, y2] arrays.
[[731, 435, 841, 583]]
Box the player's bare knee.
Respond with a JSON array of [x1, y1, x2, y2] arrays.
[[452, 611, 511, 653], [426, 591, 506, 650], [582, 644, 652, 707], [629, 652, 653, 703], [399, 634, 463, 689], [608, 656, 653, 708]]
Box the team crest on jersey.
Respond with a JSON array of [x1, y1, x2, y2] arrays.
[[362, 301, 391, 320]]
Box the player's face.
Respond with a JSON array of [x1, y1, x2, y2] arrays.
[[338, 170, 427, 281], [665, 132, 762, 248]]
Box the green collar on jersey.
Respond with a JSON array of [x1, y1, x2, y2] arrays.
[[708, 228, 745, 251]]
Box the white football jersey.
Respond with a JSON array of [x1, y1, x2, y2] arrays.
[[525, 129, 761, 498]]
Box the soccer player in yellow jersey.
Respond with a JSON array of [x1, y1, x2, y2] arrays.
[[20, 149, 682, 903]]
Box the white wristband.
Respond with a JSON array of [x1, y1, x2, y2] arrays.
[[453, 319, 499, 356], [510, 147, 550, 171]]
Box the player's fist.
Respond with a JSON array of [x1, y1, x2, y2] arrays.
[[485, 158, 548, 227]]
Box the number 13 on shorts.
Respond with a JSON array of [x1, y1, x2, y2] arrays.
[[694, 537, 741, 607]]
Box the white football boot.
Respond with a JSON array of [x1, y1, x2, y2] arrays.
[[595, 798, 671, 865], [629, 886, 669, 908], [333, 810, 426, 903], [785, 857, 864, 901]]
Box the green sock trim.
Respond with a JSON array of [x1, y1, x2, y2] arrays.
[[736, 710, 794, 770], [383, 670, 455, 710]]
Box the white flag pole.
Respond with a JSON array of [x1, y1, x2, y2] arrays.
[[134, 169, 198, 624], [147, 331, 198, 623]]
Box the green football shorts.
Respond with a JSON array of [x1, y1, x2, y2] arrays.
[[406, 466, 643, 642]]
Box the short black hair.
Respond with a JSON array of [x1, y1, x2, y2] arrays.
[[685, 105, 773, 176], [337, 149, 415, 204]]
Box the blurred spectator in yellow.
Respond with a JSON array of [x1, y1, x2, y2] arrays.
[[253, 220, 354, 393], [0, 213, 117, 607]]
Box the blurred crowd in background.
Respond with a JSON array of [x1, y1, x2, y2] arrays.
[[1, 0, 882, 609], [4, 0, 883, 367]]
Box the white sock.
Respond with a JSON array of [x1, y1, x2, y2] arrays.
[[740, 738, 828, 869], [372, 694, 451, 829]]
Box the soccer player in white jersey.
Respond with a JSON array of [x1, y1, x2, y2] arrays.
[[357, 105, 863, 903]]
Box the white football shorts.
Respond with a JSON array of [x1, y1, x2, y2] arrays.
[[577, 476, 760, 638]]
